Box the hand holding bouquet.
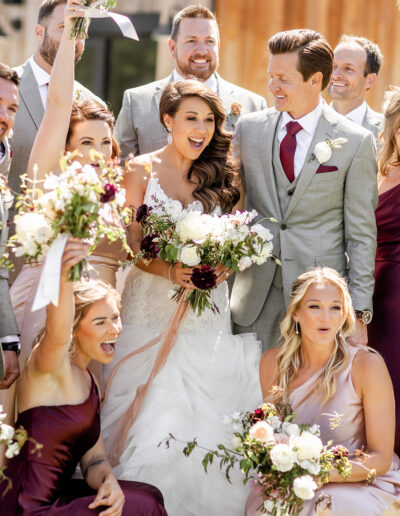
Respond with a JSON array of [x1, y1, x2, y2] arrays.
[[9, 151, 131, 282], [70, 0, 116, 39], [164, 402, 373, 515], [135, 199, 276, 316]]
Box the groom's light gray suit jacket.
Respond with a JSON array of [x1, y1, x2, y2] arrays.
[[115, 73, 266, 160], [231, 104, 378, 327]]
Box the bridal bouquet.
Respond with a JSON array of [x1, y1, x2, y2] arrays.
[[8, 151, 131, 281], [135, 199, 275, 316], [164, 402, 366, 515], [71, 0, 116, 39]]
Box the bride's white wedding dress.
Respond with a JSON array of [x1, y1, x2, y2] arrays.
[[101, 175, 262, 516]]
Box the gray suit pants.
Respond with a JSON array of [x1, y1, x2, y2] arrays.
[[233, 268, 286, 353]]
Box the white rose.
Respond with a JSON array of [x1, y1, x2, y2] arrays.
[[314, 141, 332, 164], [293, 475, 318, 500], [87, 190, 98, 204], [291, 431, 323, 462], [0, 423, 15, 441], [5, 442, 20, 459], [231, 436, 242, 450], [270, 443, 296, 472], [238, 256, 252, 271], [81, 164, 99, 182], [252, 223, 272, 242], [252, 242, 273, 265], [249, 421, 275, 444], [263, 500, 275, 513], [43, 174, 60, 190], [180, 245, 201, 266], [282, 422, 300, 437], [115, 189, 126, 207], [35, 224, 54, 245], [176, 212, 213, 243], [299, 459, 321, 475]]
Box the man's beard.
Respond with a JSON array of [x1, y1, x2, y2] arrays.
[[177, 54, 218, 81], [40, 29, 82, 67]]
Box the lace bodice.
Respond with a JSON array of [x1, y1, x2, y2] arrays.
[[121, 176, 230, 333]]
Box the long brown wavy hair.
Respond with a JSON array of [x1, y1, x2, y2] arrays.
[[67, 99, 120, 159], [378, 86, 400, 177], [159, 80, 240, 213]]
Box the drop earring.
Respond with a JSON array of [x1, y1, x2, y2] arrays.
[[167, 127, 173, 145], [295, 321, 300, 335]]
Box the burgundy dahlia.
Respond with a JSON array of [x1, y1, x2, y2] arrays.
[[100, 183, 116, 203], [136, 203, 152, 223], [140, 233, 160, 259], [191, 265, 217, 290]]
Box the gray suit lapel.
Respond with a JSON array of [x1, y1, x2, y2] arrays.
[[285, 107, 336, 219], [261, 110, 283, 219], [216, 74, 236, 114], [18, 61, 44, 130], [153, 75, 173, 110]]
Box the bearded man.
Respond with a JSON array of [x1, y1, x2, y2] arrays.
[[115, 4, 266, 160]]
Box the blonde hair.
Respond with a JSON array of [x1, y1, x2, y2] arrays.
[[270, 268, 356, 405], [34, 279, 120, 353], [378, 86, 400, 177]]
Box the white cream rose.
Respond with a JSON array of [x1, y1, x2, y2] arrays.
[[176, 212, 213, 243], [231, 436, 242, 450], [291, 431, 323, 462], [293, 475, 317, 500], [249, 421, 275, 444], [270, 443, 296, 472], [180, 245, 201, 267], [238, 256, 252, 271]]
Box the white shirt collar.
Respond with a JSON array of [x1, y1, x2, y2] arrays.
[[280, 98, 323, 136], [172, 69, 218, 93], [344, 101, 367, 126], [29, 56, 50, 87]]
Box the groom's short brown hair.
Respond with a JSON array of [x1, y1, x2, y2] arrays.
[[170, 5, 218, 41], [269, 29, 333, 90]]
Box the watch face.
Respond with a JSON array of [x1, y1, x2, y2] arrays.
[[362, 311, 372, 325]]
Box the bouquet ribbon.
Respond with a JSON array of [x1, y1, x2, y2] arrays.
[[31, 234, 68, 312], [83, 5, 139, 41], [103, 288, 190, 467]]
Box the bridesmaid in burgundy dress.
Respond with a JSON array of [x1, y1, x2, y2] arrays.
[[0, 238, 167, 515], [368, 87, 400, 453]]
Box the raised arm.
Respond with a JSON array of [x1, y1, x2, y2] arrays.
[[27, 0, 85, 180], [31, 238, 88, 374]]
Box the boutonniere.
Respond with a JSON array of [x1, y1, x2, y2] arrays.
[[74, 89, 81, 101], [226, 102, 243, 128], [309, 138, 348, 164], [0, 176, 14, 209]]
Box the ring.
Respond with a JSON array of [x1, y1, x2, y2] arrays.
[[225, 272, 229, 277]]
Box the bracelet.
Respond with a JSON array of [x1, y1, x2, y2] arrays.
[[1, 341, 21, 356], [168, 264, 174, 283]]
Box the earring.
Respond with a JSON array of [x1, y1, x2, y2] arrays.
[[167, 127, 173, 145], [295, 321, 300, 335]]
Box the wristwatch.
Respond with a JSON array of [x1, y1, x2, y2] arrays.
[[1, 341, 21, 356], [354, 310, 372, 325]]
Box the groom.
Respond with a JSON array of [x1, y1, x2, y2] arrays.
[[231, 29, 378, 351]]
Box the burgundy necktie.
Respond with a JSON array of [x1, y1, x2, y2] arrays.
[[280, 121, 302, 183]]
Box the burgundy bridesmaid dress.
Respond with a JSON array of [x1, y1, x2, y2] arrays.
[[368, 183, 400, 452], [0, 375, 167, 515]]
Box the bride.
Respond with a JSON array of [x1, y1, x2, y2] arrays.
[[101, 80, 262, 515]]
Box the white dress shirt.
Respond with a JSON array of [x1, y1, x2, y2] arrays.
[[277, 99, 323, 179], [172, 69, 218, 93], [28, 56, 50, 108], [344, 101, 367, 126]]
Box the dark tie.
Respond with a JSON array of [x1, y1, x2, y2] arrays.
[[280, 121, 302, 183]]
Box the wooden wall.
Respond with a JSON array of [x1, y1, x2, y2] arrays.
[[215, 0, 400, 111]]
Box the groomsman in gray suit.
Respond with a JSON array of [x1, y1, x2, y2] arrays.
[[115, 4, 266, 160], [9, 0, 101, 198], [0, 63, 21, 387], [329, 35, 383, 149], [231, 29, 378, 351]]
